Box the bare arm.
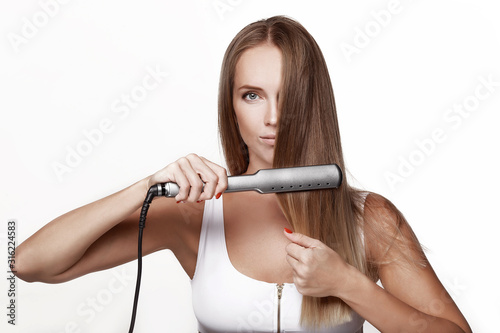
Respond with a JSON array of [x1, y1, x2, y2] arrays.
[[15, 178, 153, 283], [15, 154, 227, 284], [341, 193, 472, 332], [284, 192, 471, 332]]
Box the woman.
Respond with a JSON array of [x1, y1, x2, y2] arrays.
[[15, 16, 471, 332]]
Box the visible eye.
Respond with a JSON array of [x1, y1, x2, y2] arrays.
[[243, 92, 260, 101]]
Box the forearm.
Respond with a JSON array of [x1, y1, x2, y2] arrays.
[[339, 266, 466, 333], [15, 177, 150, 282]]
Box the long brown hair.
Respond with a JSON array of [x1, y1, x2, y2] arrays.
[[219, 16, 374, 327]]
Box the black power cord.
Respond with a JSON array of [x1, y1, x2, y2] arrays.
[[128, 185, 159, 333]]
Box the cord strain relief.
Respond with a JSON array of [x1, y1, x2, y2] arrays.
[[139, 201, 150, 229]]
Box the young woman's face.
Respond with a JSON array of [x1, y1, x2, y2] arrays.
[[233, 43, 282, 173]]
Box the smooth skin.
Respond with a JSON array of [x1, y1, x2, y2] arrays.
[[15, 43, 471, 332]]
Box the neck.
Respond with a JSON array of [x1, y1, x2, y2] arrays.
[[243, 159, 273, 175]]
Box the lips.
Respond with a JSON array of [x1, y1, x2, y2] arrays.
[[260, 135, 276, 146]]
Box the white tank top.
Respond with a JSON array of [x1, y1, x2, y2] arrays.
[[191, 196, 365, 332]]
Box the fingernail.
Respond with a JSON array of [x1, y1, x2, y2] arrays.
[[176, 201, 181, 204], [284, 228, 293, 234], [197, 200, 204, 203], [216, 192, 222, 199]]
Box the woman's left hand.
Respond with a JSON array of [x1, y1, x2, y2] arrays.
[[283, 229, 354, 298]]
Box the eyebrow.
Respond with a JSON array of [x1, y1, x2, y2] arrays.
[[235, 84, 264, 92]]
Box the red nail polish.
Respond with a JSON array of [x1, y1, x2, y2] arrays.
[[284, 228, 293, 234], [216, 192, 222, 199], [176, 201, 181, 204]]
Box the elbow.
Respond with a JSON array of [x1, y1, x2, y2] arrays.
[[12, 246, 38, 283], [14, 272, 37, 284], [13, 244, 52, 283], [14, 245, 74, 284]]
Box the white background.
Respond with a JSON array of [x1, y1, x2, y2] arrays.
[[1, 0, 499, 332]]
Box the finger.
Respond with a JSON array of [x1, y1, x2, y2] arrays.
[[283, 229, 321, 249], [184, 155, 213, 201], [185, 154, 225, 201], [176, 156, 205, 202], [285, 253, 300, 270], [194, 156, 225, 200], [285, 242, 307, 262], [200, 156, 228, 199], [166, 164, 191, 202]]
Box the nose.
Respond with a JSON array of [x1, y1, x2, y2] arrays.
[[264, 99, 279, 126]]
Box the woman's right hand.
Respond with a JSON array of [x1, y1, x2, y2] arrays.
[[148, 153, 228, 203]]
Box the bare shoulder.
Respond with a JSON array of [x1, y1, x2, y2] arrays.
[[362, 191, 403, 226], [359, 192, 472, 332], [360, 191, 426, 268], [361, 191, 408, 238]]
